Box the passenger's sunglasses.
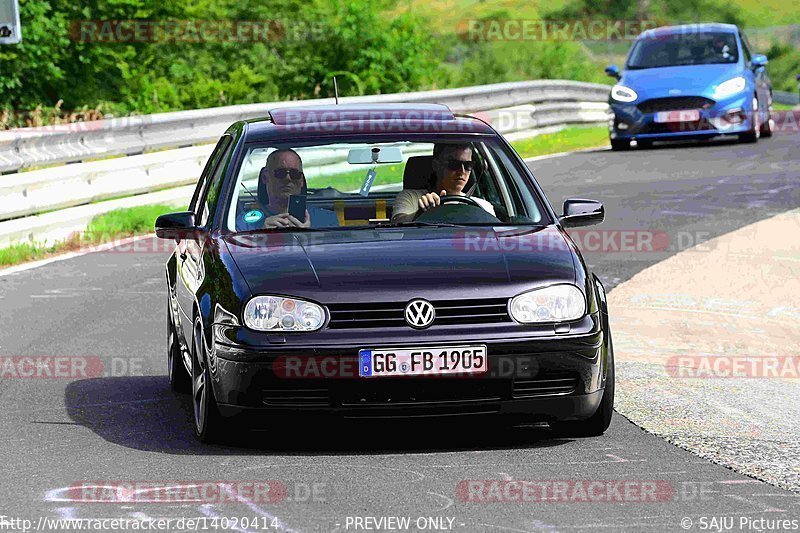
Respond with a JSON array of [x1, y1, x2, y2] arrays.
[[270, 168, 304, 181], [444, 159, 475, 172]]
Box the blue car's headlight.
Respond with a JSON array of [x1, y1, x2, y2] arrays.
[[610, 84, 638, 103], [713, 76, 746, 98], [243, 295, 325, 332], [508, 284, 586, 324]]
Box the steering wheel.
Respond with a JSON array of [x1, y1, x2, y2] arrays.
[[439, 195, 483, 208], [415, 194, 501, 224]]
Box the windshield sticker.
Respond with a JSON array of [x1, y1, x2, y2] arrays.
[[243, 210, 264, 223], [359, 168, 377, 197]]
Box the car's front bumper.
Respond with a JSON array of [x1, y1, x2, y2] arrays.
[[208, 317, 610, 422], [609, 92, 755, 141]]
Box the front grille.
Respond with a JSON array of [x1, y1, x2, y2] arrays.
[[513, 375, 578, 398], [262, 379, 510, 410], [637, 97, 715, 114], [641, 118, 716, 134], [263, 388, 330, 407], [339, 379, 507, 406], [327, 298, 510, 329]]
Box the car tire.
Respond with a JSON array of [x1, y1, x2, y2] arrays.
[[738, 96, 760, 143], [610, 138, 630, 151], [167, 298, 191, 393], [549, 336, 615, 438], [191, 318, 229, 443], [760, 96, 773, 138]]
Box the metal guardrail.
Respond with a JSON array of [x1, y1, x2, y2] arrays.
[[775, 90, 799, 106], [0, 80, 611, 174]]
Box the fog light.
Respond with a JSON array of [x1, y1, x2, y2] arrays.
[[723, 108, 745, 125], [617, 122, 629, 130]]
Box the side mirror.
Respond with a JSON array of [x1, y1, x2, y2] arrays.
[[751, 54, 768, 68], [559, 199, 604, 228], [605, 65, 621, 80], [155, 211, 196, 240]]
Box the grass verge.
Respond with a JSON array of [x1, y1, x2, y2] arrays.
[[0, 204, 181, 268], [510, 125, 608, 158]]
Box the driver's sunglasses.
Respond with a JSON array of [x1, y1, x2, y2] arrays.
[[271, 168, 304, 181], [445, 159, 475, 172]]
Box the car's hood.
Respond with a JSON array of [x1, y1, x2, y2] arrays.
[[221, 226, 577, 302], [621, 64, 744, 99]]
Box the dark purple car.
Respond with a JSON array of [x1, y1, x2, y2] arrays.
[[156, 104, 614, 443]]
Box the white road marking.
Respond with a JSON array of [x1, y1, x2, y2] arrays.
[[426, 491, 454, 511], [724, 493, 786, 512]]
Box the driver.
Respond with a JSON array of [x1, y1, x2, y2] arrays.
[[391, 143, 495, 223], [711, 36, 732, 60]]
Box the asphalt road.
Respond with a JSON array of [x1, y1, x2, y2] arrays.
[[1, 131, 799, 533]]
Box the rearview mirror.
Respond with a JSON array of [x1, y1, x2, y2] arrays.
[[751, 54, 768, 68], [155, 211, 196, 240], [559, 199, 604, 228], [347, 146, 404, 164], [605, 65, 621, 80]]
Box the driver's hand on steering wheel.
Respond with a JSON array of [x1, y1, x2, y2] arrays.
[[419, 190, 447, 212]]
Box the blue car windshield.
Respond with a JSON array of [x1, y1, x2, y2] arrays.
[[627, 31, 739, 69], [225, 137, 549, 232]]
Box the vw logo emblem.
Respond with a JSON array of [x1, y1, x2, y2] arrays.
[[404, 299, 435, 329]]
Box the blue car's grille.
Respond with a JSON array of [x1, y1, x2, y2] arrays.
[[326, 298, 511, 329], [641, 118, 716, 134], [637, 96, 715, 113]]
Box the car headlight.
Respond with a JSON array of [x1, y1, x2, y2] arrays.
[[713, 76, 746, 98], [610, 84, 638, 103], [508, 285, 586, 324], [243, 296, 325, 332]]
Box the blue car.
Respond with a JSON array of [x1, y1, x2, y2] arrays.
[[606, 23, 773, 150]]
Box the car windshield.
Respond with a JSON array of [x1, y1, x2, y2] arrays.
[[225, 136, 548, 232], [627, 31, 739, 69]]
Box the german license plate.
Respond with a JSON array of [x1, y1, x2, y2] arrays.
[[654, 109, 700, 123], [358, 345, 488, 377]]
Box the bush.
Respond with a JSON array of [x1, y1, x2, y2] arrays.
[[1, 0, 617, 122], [765, 43, 800, 93]]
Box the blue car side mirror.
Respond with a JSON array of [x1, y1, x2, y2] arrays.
[[751, 54, 768, 68], [605, 65, 621, 80]]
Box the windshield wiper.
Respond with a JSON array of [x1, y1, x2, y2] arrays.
[[375, 221, 467, 229], [235, 226, 336, 234], [457, 222, 547, 227]]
